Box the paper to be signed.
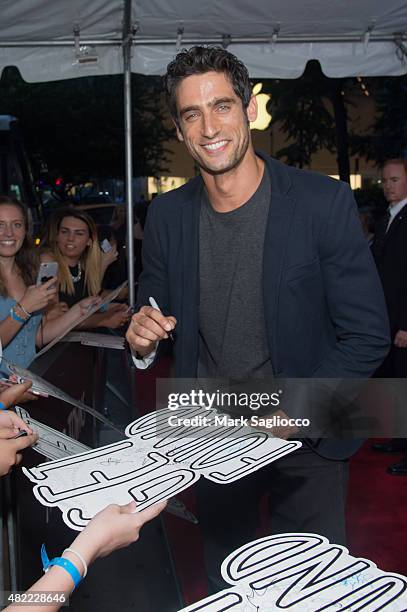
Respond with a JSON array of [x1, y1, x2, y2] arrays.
[[35, 281, 128, 358]]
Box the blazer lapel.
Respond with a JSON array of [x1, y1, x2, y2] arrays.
[[262, 157, 296, 374], [178, 191, 201, 377], [385, 209, 407, 242]]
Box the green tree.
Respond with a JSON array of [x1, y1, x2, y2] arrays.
[[350, 75, 407, 164], [0, 68, 173, 183], [265, 61, 353, 182]]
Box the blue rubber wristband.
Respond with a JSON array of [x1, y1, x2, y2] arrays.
[[9, 306, 26, 324], [0, 402, 6, 410], [41, 544, 82, 590]]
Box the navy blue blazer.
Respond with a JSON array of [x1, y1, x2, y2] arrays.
[[137, 153, 390, 458]]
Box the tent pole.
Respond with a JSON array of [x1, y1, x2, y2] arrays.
[[123, 0, 135, 307], [0, 34, 404, 47]]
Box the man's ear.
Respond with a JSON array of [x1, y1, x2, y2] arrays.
[[246, 95, 258, 124], [173, 118, 184, 142]]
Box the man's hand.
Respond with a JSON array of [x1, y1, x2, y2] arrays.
[[394, 330, 407, 348], [252, 409, 299, 440], [126, 306, 176, 357]]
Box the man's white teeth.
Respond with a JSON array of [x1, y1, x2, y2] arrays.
[[0, 241, 15, 245], [204, 140, 227, 151]]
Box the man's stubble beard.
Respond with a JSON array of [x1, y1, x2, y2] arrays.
[[190, 123, 251, 177]]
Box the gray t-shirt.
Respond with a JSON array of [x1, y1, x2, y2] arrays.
[[198, 167, 273, 378]]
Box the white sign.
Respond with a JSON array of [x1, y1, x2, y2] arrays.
[[3, 359, 122, 434], [15, 406, 90, 461], [35, 280, 128, 358], [179, 533, 407, 611], [63, 332, 125, 350], [23, 406, 300, 531]]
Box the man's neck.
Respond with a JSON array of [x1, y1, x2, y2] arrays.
[[202, 150, 265, 213], [389, 196, 407, 208]]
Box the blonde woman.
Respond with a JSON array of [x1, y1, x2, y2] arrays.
[[40, 208, 128, 329], [0, 196, 99, 372]]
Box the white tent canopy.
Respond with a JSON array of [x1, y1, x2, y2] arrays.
[[0, 0, 406, 82]]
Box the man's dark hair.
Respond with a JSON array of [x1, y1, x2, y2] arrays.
[[163, 46, 252, 125]]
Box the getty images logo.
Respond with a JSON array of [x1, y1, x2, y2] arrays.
[[167, 389, 282, 411]]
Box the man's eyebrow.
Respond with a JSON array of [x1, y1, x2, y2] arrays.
[[212, 97, 236, 106], [179, 97, 236, 117]]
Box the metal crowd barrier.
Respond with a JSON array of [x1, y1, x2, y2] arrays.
[[0, 341, 182, 611]]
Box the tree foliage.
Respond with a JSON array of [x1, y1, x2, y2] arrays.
[[266, 61, 336, 168], [264, 61, 355, 182], [350, 75, 407, 165], [0, 68, 173, 182], [265, 61, 407, 180]]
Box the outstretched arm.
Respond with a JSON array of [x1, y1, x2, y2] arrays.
[[5, 500, 166, 612], [36, 297, 101, 346]]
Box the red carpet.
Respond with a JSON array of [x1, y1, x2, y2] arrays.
[[164, 441, 407, 605], [346, 439, 407, 576], [136, 367, 407, 604]]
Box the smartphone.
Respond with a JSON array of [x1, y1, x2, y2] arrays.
[[100, 239, 112, 253], [36, 262, 59, 286]]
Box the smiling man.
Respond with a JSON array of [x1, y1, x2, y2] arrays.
[[174, 71, 257, 182], [126, 46, 389, 591]]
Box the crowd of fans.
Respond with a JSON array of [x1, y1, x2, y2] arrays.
[[0, 194, 165, 610], [0, 197, 134, 375]]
